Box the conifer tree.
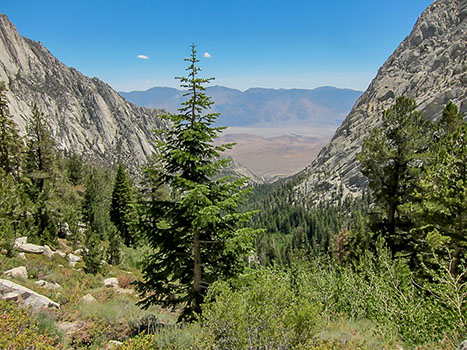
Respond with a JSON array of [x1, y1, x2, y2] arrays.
[[110, 162, 135, 246], [357, 96, 434, 257], [410, 112, 466, 274], [83, 166, 111, 237], [82, 166, 111, 273], [438, 100, 463, 137], [0, 81, 23, 178], [136, 44, 259, 321], [24, 105, 59, 242]]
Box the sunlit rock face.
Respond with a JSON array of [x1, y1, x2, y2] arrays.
[[0, 14, 166, 172], [293, 0, 467, 206]]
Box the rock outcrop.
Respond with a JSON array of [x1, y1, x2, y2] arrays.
[[14, 237, 54, 257], [3, 266, 27, 280], [0, 14, 166, 172], [294, 0, 467, 205], [0, 278, 60, 310]]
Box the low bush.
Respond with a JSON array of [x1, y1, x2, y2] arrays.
[[0, 299, 62, 349]]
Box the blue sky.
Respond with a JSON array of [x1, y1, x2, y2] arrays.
[[1, 0, 433, 92]]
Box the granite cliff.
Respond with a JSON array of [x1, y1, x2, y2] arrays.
[[0, 14, 165, 172], [294, 0, 467, 205]]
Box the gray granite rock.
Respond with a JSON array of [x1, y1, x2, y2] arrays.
[[3, 266, 27, 280], [67, 253, 81, 267], [0, 14, 166, 174], [106, 340, 123, 349], [13, 236, 27, 248], [103, 277, 119, 288], [35, 280, 61, 290], [0, 278, 59, 310], [293, 0, 467, 206], [81, 293, 97, 304], [16, 243, 45, 254]]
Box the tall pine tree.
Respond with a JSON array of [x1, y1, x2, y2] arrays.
[[136, 44, 259, 321], [24, 104, 60, 242], [410, 105, 466, 274], [357, 96, 434, 258], [110, 162, 135, 246], [0, 81, 23, 178]]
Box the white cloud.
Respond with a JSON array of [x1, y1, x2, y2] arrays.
[[203, 52, 212, 58], [137, 54, 149, 60]]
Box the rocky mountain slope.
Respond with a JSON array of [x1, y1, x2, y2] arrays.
[[294, 0, 467, 205], [0, 14, 166, 172], [0, 14, 264, 182], [120, 85, 362, 128]]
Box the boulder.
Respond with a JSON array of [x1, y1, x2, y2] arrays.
[[459, 340, 467, 350], [67, 253, 81, 267], [54, 251, 66, 258], [81, 293, 97, 304], [35, 280, 61, 290], [3, 266, 28, 280], [18, 252, 27, 260], [13, 236, 27, 248], [17, 243, 45, 254], [0, 278, 59, 310], [103, 277, 119, 288], [42, 245, 54, 258], [106, 340, 123, 349], [73, 248, 84, 256]]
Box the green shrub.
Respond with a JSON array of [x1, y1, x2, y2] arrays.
[[0, 299, 62, 349], [200, 267, 323, 349]]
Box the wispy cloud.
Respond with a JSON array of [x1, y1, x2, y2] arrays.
[[137, 54, 149, 60], [203, 52, 212, 58]]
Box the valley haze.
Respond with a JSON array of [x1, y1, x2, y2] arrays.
[[121, 86, 362, 178]]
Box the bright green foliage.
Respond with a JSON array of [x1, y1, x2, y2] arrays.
[[409, 121, 466, 269], [0, 81, 23, 178], [200, 255, 461, 348], [0, 169, 32, 256], [438, 100, 464, 137], [82, 228, 103, 274], [357, 96, 434, 257], [201, 267, 322, 349], [136, 45, 259, 321], [82, 166, 112, 238], [110, 162, 136, 246], [0, 299, 62, 349], [24, 104, 61, 242]]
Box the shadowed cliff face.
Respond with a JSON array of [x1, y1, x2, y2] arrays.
[[293, 0, 467, 206], [0, 14, 166, 172]]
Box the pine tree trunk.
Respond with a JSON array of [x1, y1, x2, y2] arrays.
[[193, 229, 202, 314]]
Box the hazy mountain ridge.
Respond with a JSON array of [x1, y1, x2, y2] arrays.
[[293, 0, 467, 205], [0, 14, 166, 172], [120, 85, 362, 128]]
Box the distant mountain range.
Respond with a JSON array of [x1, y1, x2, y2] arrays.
[[119, 86, 362, 128]]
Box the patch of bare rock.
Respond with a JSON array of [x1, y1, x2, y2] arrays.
[[0, 278, 60, 311]]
